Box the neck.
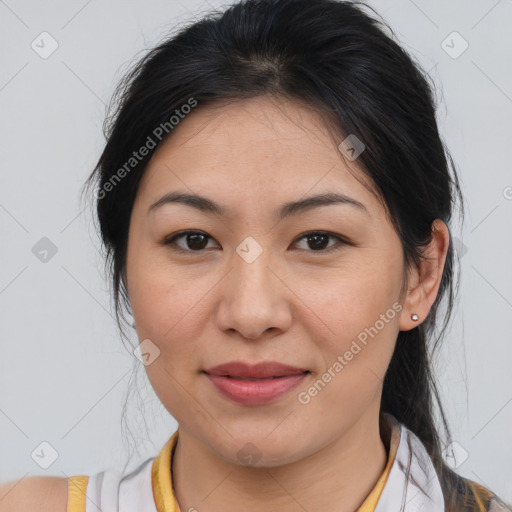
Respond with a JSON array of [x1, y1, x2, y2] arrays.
[[172, 411, 389, 512]]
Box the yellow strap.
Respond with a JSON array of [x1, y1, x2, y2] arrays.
[[152, 431, 180, 512], [356, 423, 400, 512], [67, 475, 89, 512], [355, 454, 394, 511]]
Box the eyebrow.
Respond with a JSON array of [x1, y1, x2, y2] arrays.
[[148, 191, 370, 219]]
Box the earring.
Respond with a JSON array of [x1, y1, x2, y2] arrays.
[[131, 322, 136, 328], [411, 314, 419, 321]]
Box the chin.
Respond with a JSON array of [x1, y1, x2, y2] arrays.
[[216, 431, 307, 468]]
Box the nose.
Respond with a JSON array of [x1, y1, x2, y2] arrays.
[[214, 247, 292, 341]]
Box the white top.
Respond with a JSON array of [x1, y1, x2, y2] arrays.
[[68, 414, 507, 512], [86, 457, 157, 512]]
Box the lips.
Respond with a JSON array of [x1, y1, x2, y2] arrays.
[[203, 361, 309, 379], [203, 361, 310, 405]]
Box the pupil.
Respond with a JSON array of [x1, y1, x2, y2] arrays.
[[188, 233, 207, 250], [309, 234, 327, 250]]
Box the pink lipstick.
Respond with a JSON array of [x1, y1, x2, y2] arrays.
[[203, 361, 309, 405]]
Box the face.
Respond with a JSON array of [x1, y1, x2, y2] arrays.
[[125, 96, 408, 466]]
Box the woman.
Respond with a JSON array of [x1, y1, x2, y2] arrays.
[[1, 0, 509, 511]]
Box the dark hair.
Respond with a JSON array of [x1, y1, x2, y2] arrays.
[[81, 0, 503, 509]]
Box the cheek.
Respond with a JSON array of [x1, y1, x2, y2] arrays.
[[299, 276, 398, 420], [127, 251, 211, 369], [127, 239, 183, 326], [127, 258, 206, 420], [309, 264, 401, 338], [128, 265, 173, 335], [302, 255, 401, 380]]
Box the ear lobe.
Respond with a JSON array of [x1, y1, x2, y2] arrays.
[[399, 219, 450, 331]]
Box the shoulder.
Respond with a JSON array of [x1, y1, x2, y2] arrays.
[[0, 476, 69, 512]]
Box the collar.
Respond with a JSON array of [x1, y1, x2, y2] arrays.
[[151, 414, 445, 512], [375, 414, 445, 511]]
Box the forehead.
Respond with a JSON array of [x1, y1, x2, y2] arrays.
[[176, 96, 333, 140], [136, 96, 380, 217]]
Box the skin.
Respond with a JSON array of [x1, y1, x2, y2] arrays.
[[125, 95, 450, 512], [0, 477, 68, 512]]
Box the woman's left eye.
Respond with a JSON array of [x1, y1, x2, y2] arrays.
[[294, 231, 348, 253], [162, 230, 349, 254]]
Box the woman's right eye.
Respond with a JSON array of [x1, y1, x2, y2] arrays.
[[163, 230, 219, 252]]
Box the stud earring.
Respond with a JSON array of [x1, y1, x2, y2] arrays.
[[411, 314, 419, 321]]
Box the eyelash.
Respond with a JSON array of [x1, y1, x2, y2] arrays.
[[162, 230, 351, 255]]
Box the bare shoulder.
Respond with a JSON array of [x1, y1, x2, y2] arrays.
[[0, 476, 68, 512]]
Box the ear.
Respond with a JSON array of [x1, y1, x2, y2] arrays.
[[399, 219, 451, 331]]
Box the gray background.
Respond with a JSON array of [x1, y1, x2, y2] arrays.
[[1, 0, 511, 503]]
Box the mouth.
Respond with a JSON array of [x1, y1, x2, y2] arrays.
[[204, 360, 309, 378], [216, 375, 299, 380], [202, 361, 310, 405]]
